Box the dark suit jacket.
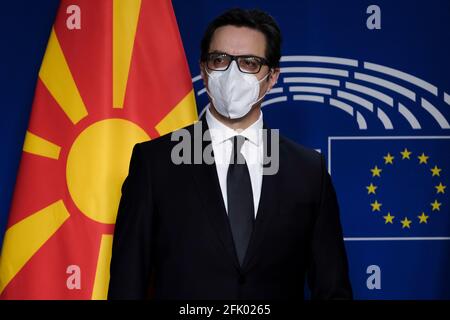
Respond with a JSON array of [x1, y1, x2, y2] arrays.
[[108, 119, 352, 300]]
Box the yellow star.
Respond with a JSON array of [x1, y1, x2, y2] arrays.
[[371, 200, 382, 212], [431, 200, 442, 211], [418, 153, 429, 164], [400, 148, 412, 159], [366, 183, 378, 195], [430, 165, 442, 177], [418, 212, 429, 224], [435, 183, 446, 194], [400, 217, 412, 229], [383, 212, 395, 224], [371, 166, 382, 177], [383, 153, 394, 164]]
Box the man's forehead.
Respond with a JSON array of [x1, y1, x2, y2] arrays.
[[209, 25, 266, 57]]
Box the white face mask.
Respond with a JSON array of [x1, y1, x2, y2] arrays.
[[205, 61, 270, 119]]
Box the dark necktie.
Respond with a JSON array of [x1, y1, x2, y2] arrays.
[[227, 135, 255, 266]]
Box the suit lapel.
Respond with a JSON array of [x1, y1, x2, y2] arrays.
[[189, 120, 241, 271]]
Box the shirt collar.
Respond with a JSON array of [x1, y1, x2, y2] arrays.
[[205, 107, 263, 147]]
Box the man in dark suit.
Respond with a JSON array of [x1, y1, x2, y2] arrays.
[[108, 8, 352, 300]]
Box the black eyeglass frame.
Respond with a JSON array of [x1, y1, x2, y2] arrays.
[[205, 52, 270, 74]]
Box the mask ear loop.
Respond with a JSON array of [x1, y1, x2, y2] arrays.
[[204, 65, 212, 77], [203, 66, 216, 103], [254, 68, 273, 105]]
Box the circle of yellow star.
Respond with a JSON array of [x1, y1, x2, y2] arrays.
[[400, 217, 412, 229], [383, 212, 395, 224], [418, 212, 429, 224], [371, 166, 382, 177], [435, 183, 446, 194], [366, 183, 377, 195], [431, 200, 442, 211], [400, 148, 412, 160], [384, 153, 394, 164], [430, 165, 442, 177], [371, 200, 382, 212], [418, 153, 429, 164]]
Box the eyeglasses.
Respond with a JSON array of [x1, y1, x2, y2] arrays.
[[205, 52, 269, 74]]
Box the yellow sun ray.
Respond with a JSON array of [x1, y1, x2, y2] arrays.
[[0, 200, 70, 294], [91, 234, 113, 300], [39, 28, 88, 124], [155, 90, 198, 136], [113, 0, 142, 109], [22, 131, 61, 160]]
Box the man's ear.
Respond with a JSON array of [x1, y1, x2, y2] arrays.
[[199, 62, 207, 87], [267, 68, 280, 90]]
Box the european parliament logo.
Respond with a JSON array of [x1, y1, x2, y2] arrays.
[[193, 55, 450, 131]]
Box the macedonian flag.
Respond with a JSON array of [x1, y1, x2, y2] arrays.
[[0, 0, 197, 299]]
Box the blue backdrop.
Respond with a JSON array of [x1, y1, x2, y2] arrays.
[[1, 0, 449, 299]]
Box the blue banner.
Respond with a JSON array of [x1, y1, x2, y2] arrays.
[[172, 0, 450, 299]]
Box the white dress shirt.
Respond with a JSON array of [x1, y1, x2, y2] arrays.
[[205, 107, 264, 217]]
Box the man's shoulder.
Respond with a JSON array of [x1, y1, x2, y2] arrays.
[[276, 132, 325, 191], [278, 132, 323, 167], [135, 121, 198, 155]]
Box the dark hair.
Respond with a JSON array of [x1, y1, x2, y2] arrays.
[[200, 8, 282, 69]]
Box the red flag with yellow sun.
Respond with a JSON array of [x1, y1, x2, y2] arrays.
[[0, 0, 197, 299]]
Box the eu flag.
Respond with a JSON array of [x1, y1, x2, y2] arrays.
[[331, 136, 450, 238], [331, 136, 450, 299]]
